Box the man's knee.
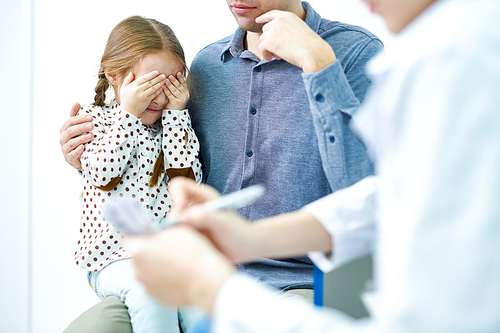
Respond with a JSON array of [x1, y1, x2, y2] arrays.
[[63, 296, 132, 333]]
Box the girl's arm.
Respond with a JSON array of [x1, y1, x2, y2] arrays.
[[161, 109, 203, 183], [161, 73, 203, 183], [79, 105, 141, 188]]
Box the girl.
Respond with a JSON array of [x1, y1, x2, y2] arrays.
[[75, 16, 203, 332]]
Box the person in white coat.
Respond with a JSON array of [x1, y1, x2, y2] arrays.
[[125, 0, 500, 332]]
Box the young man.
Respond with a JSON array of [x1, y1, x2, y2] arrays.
[[126, 0, 500, 332], [61, 1, 382, 331]]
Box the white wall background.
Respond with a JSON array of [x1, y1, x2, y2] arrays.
[[0, 1, 390, 332]]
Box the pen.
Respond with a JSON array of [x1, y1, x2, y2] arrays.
[[103, 184, 265, 235], [154, 184, 266, 231]]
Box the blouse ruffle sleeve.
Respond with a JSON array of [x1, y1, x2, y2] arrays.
[[161, 109, 203, 183], [78, 104, 142, 188]]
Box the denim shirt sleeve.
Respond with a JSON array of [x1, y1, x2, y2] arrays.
[[302, 60, 366, 190], [302, 33, 382, 190]]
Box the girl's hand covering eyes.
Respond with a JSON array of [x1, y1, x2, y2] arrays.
[[164, 72, 190, 110], [120, 71, 167, 117]]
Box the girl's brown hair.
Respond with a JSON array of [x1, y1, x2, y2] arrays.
[[93, 16, 189, 189]]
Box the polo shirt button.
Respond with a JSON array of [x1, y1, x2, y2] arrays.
[[247, 151, 253, 157], [329, 135, 335, 143], [315, 93, 325, 102], [254, 66, 261, 72], [250, 108, 257, 115]]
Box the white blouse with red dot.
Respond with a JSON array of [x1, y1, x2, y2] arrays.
[[75, 100, 202, 271]]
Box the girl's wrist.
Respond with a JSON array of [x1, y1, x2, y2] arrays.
[[119, 103, 141, 119], [166, 104, 188, 111], [116, 107, 142, 131], [120, 105, 140, 118]]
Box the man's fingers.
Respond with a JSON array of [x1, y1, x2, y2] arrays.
[[60, 127, 94, 155], [60, 114, 93, 136], [62, 131, 93, 154], [62, 140, 85, 171], [255, 9, 284, 24], [64, 121, 93, 141], [261, 49, 274, 62], [69, 103, 82, 117], [66, 144, 85, 160]]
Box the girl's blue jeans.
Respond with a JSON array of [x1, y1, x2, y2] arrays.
[[88, 259, 204, 333]]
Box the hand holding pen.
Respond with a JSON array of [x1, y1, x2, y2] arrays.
[[103, 182, 265, 236], [103, 177, 266, 265]]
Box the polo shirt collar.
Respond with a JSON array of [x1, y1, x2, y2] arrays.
[[220, 1, 321, 62], [221, 28, 246, 61]]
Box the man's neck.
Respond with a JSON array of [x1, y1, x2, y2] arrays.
[[245, 32, 264, 60]]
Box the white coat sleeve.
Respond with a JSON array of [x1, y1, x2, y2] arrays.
[[304, 176, 378, 272], [212, 274, 375, 333]]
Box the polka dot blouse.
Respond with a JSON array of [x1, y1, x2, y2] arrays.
[[75, 100, 202, 272]]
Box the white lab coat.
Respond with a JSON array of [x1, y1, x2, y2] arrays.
[[212, 0, 500, 332]]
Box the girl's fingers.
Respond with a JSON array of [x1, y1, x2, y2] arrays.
[[164, 85, 173, 96], [168, 74, 185, 90], [121, 72, 135, 89], [165, 78, 180, 96], [149, 86, 164, 100], [142, 75, 166, 92], [134, 70, 160, 85], [176, 72, 186, 85], [174, 73, 189, 93], [145, 78, 167, 97], [132, 71, 166, 97], [166, 73, 188, 94]]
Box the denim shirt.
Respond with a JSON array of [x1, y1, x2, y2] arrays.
[[188, 2, 383, 289]]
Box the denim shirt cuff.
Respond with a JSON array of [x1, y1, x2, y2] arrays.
[[302, 61, 360, 120]]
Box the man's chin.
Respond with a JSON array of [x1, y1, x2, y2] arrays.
[[246, 25, 264, 33], [234, 17, 264, 33]]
